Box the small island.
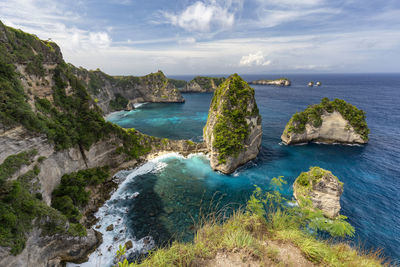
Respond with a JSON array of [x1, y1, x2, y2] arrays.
[[293, 167, 343, 218], [281, 97, 369, 145], [249, 77, 291, 86], [203, 74, 262, 174]]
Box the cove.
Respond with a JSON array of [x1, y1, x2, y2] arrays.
[[75, 73, 400, 265]]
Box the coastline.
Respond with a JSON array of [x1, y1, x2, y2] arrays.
[[68, 150, 209, 266]]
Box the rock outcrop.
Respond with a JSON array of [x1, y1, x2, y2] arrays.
[[0, 228, 101, 267], [249, 78, 291, 86], [293, 167, 344, 219], [281, 98, 369, 145], [203, 74, 262, 174], [74, 68, 185, 113], [181, 76, 225, 93], [0, 21, 198, 267]]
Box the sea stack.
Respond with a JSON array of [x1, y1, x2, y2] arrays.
[[203, 74, 262, 174], [281, 98, 369, 145], [293, 167, 343, 219]]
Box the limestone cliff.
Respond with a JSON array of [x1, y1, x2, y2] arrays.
[[181, 76, 225, 93], [0, 21, 197, 266], [293, 167, 344, 219], [281, 98, 369, 145], [73, 68, 184, 113], [203, 74, 262, 174], [249, 78, 291, 86]]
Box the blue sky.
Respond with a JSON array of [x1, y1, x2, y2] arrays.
[[1, 0, 399, 75]]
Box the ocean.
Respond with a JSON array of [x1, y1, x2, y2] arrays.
[[71, 73, 400, 266]]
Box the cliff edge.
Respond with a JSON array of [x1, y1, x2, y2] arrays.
[[73, 68, 185, 113], [203, 74, 262, 174], [281, 98, 369, 145]]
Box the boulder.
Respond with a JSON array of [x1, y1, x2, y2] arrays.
[[293, 167, 343, 219], [125, 240, 133, 250]]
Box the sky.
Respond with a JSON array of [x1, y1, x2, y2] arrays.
[[0, 0, 400, 75]]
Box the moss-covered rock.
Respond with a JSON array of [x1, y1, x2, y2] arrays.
[[203, 74, 262, 174], [181, 76, 226, 93], [73, 69, 185, 113], [293, 167, 344, 219], [281, 98, 369, 145]]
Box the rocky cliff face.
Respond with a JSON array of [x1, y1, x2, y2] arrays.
[[203, 74, 262, 174], [0, 126, 128, 205], [0, 228, 101, 267], [74, 68, 185, 113], [181, 76, 225, 93], [293, 167, 343, 219], [0, 21, 191, 266], [249, 78, 291, 86], [281, 98, 369, 145]]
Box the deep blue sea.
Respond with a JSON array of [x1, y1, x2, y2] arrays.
[[79, 74, 400, 266]]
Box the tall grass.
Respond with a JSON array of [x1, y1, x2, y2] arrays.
[[118, 184, 390, 267]]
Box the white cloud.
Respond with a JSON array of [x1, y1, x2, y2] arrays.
[[0, 0, 113, 53], [162, 0, 239, 32], [239, 51, 271, 66], [89, 32, 112, 48], [250, 0, 340, 28]]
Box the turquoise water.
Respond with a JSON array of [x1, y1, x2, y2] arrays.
[[107, 74, 400, 264]]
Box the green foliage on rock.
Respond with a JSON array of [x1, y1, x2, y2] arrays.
[[209, 74, 259, 163], [51, 167, 110, 222], [168, 78, 187, 88], [286, 97, 369, 140], [87, 70, 105, 94], [0, 150, 37, 184], [193, 76, 225, 90], [110, 93, 129, 111], [25, 54, 45, 77], [1, 23, 150, 157], [0, 60, 44, 132], [0, 151, 68, 255]]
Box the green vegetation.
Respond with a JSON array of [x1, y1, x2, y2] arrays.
[[0, 23, 153, 256], [192, 76, 226, 90], [110, 93, 129, 111], [87, 70, 105, 94], [51, 167, 110, 223], [25, 54, 45, 77], [0, 150, 37, 184], [209, 74, 259, 163], [287, 97, 369, 140], [0, 151, 68, 255], [122, 177, 385, 266], [1, 23, 150, 158], [0, 60, 44, 132], [168, 78, 187, 88]]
